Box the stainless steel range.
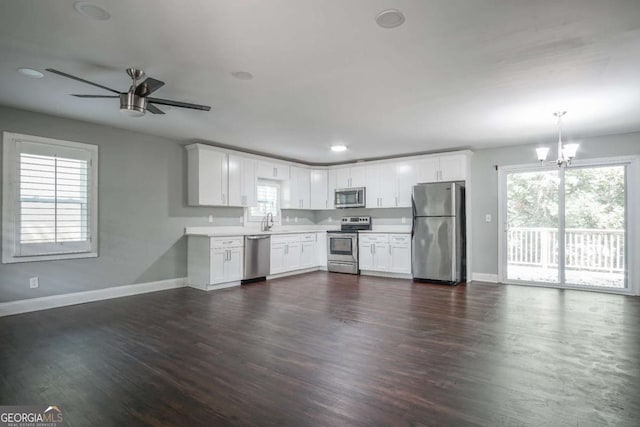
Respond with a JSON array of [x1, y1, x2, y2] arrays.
[[327, 216, 371, 274]]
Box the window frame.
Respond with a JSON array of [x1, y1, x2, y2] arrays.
[[247, 179, 281, 223], [2, 132, 99, 263]]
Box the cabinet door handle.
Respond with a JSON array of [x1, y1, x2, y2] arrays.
[[395, 196, 398, 207], [301, 245, 304, 253], [325, 200, 328, 208], [273, 167, 277, 177], [389, 245, 392, 255]]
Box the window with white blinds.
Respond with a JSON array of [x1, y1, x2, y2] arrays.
[[248, 179, 280, 221], [3, 132, 98, 263]]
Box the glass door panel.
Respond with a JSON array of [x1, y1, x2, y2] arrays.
[[564, 165, 626, 289], [506, 170, 560, 283]]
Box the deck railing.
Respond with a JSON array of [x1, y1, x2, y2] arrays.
[[508, 227, 625, 272]]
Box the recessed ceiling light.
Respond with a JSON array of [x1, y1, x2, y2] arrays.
[[375, 9, 405, 29], [73, 2, 111, 21], [231, 71, 254, 80], [17, 68, 44, 78], [331, 144, 347, 152]]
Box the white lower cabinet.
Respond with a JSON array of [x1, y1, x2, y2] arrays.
[[187, 236, 244, 290], [359, 233, 411, 275], [316, 232, 327, 268], [270, 233, 321, 275], [285, 241, 302, 271], [300, 234, 317, 268], [270, 242, 286, 274], [389, 234, 411, 274], [212, 246, 243, 283]]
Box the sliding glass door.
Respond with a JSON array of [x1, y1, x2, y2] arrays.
[[505, 169, 560, 284], [501, 159, 633, 292]]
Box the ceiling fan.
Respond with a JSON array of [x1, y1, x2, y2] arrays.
[[46, 68, 211, 117]]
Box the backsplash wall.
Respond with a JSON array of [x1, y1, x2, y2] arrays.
[[314, 208, 412, 227]]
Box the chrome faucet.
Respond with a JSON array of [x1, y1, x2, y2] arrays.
[[261, 212, 274, 232]]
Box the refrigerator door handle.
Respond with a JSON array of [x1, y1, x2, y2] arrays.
[[411, 196, 417, 238]]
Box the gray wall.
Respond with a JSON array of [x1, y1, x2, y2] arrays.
[[471, 132, 640, 276], [0, 106, 242, 302], [2, 105, 637, 301]]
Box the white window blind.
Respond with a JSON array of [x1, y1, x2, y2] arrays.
[[3, 133, 98, 263], [249, 180, 279, 221]]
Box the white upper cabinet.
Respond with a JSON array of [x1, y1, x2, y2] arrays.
[[417, 155, 467, 183], [438, 154, 467, 182], [335, 167, 350, 188], [257, 160, 290, 180], [366, 163, 398, 208], [227, 155, 257, 207], [283, 166, 310, 209], [334, 165, 366, 188], [187, 144, 228, 206], [327, 169, 337, 209], [310, 169, 329, 209], [350, 166, 366, 187], [395, 159, 420, 208], [188, 143, 469, 210]]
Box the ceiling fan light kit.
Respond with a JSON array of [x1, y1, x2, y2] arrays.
[[46, 67, 211, 117], [536, 111, 579, 167]]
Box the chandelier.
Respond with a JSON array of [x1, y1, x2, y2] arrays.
[[536, 111, 579, 167]]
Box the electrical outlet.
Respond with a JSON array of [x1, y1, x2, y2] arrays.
[[401, 217, 406, 224], [294, 217, 298, 223], [328, 217, 332, 223], [285, 216, 290, 223], [29, 277, 39, 289], [485, 214, 492, 222], [208, 215, 214, 223]]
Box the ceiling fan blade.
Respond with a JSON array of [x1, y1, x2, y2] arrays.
[[135, 77, 165, 96], [72, 94, 119, 98], [147, 97, 211, 111], [46, 69, 120, 94], [146, 103, 165, 114]]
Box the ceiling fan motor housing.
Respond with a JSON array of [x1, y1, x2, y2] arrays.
[[119, 92, 147, 116]]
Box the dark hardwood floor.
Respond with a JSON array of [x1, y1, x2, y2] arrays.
[[1, 272, 639, 426]]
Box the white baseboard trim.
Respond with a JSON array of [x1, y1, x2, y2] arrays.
[[268, 267, 322, 280], [360, 270, 412, 280], [0, 277, 187, 317], [471, 273, 499, 283], [205, 281, 241, 291]]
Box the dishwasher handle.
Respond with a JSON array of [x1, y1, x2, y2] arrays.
[[246, 235, 270, 240]]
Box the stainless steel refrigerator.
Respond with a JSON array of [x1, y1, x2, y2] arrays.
[[411, 181, 466, 284]]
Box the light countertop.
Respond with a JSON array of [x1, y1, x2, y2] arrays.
[[185, 226, 338, 237], [358, 226, 411, 233], [185, 225, 411, 237]]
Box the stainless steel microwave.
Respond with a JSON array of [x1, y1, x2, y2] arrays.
[[334, 187, 366, 208]]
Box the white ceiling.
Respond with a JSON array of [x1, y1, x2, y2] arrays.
[[1, 0, 639, 164]]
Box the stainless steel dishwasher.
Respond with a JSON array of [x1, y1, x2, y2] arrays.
[[243, 235, 271, 283]]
